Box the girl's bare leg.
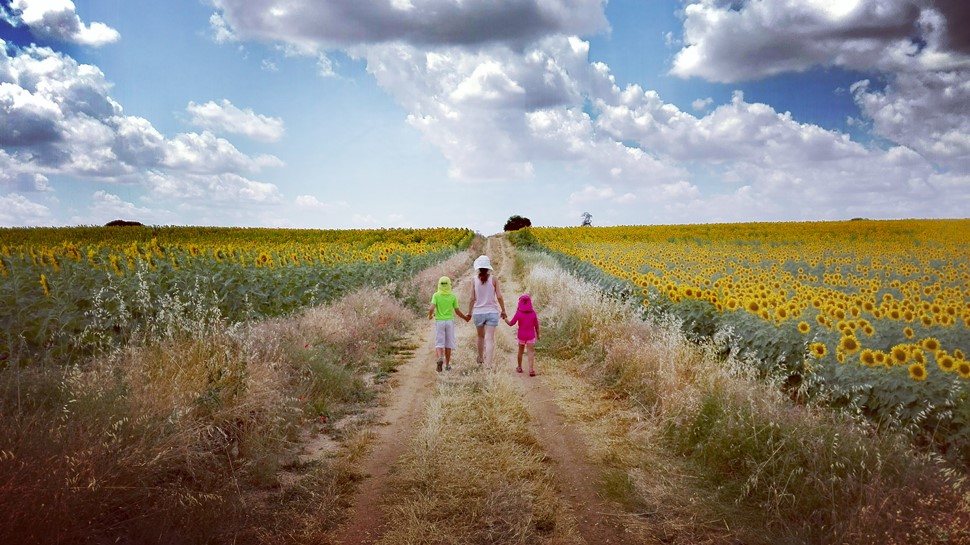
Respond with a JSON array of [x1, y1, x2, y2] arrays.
[[527, 344, 536, 374], [516, 344, 524, 371]]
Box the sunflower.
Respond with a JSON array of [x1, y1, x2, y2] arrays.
[[39, 274, 50, 297], [747, 301, 760, 313], [874, 351, 888, 366], [937, 353, 956, 373], [860, 349, 876, 367], [903, 327, 914, 339], [908, 363, 928, 381], [890, 345, 909, 366], [922, 337, 941, 353], [839, 335, 861, 354], [912, 348, 926, 365], [798, 321, 811, 334], [809, 342, 827, 359], [958, 361, 970, 379]]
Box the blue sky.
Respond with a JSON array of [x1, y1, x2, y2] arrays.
[[1, 0, 968, 234]]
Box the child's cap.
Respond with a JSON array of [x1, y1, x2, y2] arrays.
[[437, 276, 452, 293]]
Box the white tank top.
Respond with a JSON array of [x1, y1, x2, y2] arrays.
[[472, 275, 500, 314]]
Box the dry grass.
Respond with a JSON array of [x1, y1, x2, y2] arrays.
[[376, 371, 582, 545], [0, 282, 418, 544], [519, 251, 970, 545]]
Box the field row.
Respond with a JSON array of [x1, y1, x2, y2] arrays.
[[0, 226, 473, 366], [510, 219, 970, 460]]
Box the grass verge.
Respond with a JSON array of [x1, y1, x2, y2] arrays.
[[0, 247, 478, 544]]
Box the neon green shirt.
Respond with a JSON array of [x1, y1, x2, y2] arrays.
[[431, 292, 459, 321]]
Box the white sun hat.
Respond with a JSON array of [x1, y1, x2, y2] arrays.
[[473, 255, 493, 270]]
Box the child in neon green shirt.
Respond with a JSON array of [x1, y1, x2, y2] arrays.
[[427, 276, 470, 371]]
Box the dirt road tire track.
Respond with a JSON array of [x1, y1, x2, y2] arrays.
[[490, 237, 632, 544], [328, 327, 440, 544]]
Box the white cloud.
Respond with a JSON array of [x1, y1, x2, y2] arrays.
[[5, 0, 120, 47], [351, 212, 413, 228], [667, 1, 970, 173], [691, 97, 713, 111], [0, 193, 52, 226], [187, 99, 286, 142], [88, 190, 156, 223], [295, 194, 349, 210], [147, 171, 282, 203], [210, 0, 608, 48], [209, 13, 236, 43], [568, 185, 637, 205], [669, 0, 958, 83], [852, 71, 970, 171], [0, 42, 282, 180]]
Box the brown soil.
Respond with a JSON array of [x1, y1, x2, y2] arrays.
[[327, 236, 633, 544]]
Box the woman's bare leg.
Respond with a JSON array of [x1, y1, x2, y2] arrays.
[[483, 325, 496, 368], [476, 325, 485, 364]]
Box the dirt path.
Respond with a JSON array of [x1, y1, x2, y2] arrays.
[[488, 236, 632, 544], [328, 324, 440, 544], [330, 237, 630, 544]]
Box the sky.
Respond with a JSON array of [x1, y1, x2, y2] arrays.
[[1, 0, 968, 234]]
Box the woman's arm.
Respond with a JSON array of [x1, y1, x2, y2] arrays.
[[466, 284, 476, 316], [494, 278, 507, 318]]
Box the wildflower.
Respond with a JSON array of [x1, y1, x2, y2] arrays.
[[908, 363, 927, 381]]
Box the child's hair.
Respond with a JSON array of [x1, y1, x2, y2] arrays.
[[478, 268, 490, 284]]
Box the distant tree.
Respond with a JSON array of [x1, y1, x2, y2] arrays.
[[105, 219, 144, 227], [504, 215, 532, 231], [581, 212, 592, 227]]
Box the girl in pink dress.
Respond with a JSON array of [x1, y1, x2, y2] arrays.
[[505, 294, 541, 376]]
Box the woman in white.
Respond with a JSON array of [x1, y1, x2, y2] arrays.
[[466, 255, 507, 368]]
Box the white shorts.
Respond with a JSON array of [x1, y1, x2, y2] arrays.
[[434, 320, 456, 349]]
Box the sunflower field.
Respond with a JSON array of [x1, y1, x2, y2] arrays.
[[1, 225, 473, 366], [510, 219, 970, 460]]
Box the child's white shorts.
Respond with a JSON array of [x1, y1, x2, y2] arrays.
[[435, 320, 456, 349]]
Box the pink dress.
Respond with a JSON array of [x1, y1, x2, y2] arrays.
[[508, 311, 539, 343]]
